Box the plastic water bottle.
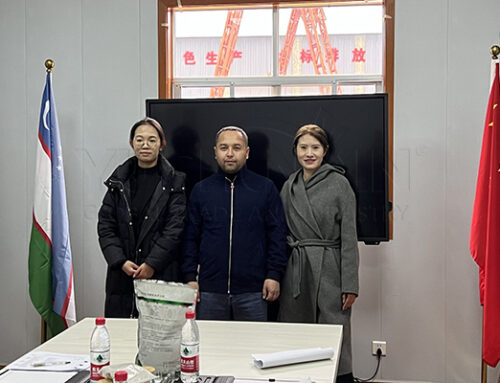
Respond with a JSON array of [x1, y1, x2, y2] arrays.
[[180, 311, 200, 383], [90, 317, 110, 382], [114, 370, 128, 382]]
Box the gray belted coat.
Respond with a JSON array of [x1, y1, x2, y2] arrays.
[[279, 163, 359, 376]]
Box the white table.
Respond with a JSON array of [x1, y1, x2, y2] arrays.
[[9, 318, 342, 383]]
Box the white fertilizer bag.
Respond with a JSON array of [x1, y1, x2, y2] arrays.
[[134, 280, 197, 381]]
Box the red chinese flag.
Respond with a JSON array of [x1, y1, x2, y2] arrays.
[[470, 62, 500, 367]]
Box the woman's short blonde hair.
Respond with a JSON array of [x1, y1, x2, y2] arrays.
[[293, 124, 329, 153]]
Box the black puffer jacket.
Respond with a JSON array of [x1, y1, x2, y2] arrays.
[[98, 156, 186, 317]]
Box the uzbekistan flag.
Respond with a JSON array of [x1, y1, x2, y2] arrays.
[[29, 71, 76, 338]]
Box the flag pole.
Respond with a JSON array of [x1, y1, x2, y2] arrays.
[[491, 45, 500, 85], [45, 59, 54, 73], [40, 318, 46, 343], [492, 45, 500, 59], [481, 359, 487, 383], [38, 58, 54, 345]]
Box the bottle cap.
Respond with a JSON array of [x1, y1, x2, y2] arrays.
[[115, 370, 128, 381], [185, 311, 195, 319], [95, 317, 106, 325]]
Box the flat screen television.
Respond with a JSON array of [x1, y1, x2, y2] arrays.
[[146, 94, 391, 244]]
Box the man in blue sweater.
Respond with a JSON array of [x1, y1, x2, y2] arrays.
[[182, 126, 288, 321]]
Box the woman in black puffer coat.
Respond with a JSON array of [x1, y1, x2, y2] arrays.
[[98, 118, 186, 318]]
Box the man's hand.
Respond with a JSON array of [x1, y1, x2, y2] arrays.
[[262, 279, 280, 302], [122, 260, 139, 276], [134, 263, 155, 279], [187, 281, 200, 302], [342, 293, 357, 311]]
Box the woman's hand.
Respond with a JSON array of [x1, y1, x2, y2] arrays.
[[342, 293, 357, 310], [134, 263, 155, 279], [122, 260, 139, 276]]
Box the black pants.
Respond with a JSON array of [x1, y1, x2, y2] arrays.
[[336, 372, 354, 383]]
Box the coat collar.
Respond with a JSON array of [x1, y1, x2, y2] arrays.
[[216, 165, 250, 183], [105, 155, 175, 187], [289, 163, 345, 189]]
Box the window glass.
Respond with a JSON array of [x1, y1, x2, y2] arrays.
[[179, 87, 228, 98], [280, 85, 324, 96], [178, 84, 378, 98], [339, 84, 377, 94], [174, 9, 273, 77], [234, 86, 273, 98], [170, 3, 385, 97], [279, 84, 378, 96], [278, 6, 383, 76]]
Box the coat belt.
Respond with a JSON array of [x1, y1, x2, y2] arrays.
[[287, 237, 340, 298]]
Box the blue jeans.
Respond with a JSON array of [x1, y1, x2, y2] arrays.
[[196, 292, 267, 321]]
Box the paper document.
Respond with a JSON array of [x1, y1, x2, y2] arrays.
[[7, 351, 89, 372], [0, 370, 76, 383], [252, 347, 334, 369]]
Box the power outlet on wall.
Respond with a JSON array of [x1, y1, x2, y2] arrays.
[[372, 340, 387, 356]]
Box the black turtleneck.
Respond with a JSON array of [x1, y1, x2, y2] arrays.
[[130, 163, 161, 239]]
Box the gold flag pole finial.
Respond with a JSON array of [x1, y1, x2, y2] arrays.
[[45, 59, 55, 73], [491, 45, 500, 60]]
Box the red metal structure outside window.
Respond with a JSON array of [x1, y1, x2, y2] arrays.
[[210, 7, 341, 98], [210, 10, 244, 98]]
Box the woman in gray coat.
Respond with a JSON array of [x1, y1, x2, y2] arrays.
[[279, 124, 359, 383]]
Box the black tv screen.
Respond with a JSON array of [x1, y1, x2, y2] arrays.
[[146, 94, 390, 243]]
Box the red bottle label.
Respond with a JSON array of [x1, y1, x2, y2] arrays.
[[181, 355, 199, 373], [90, 361, 110, 380]]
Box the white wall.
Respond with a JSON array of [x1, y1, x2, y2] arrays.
[[0, 0, 499, 382], [0, 0, 157, 363]]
